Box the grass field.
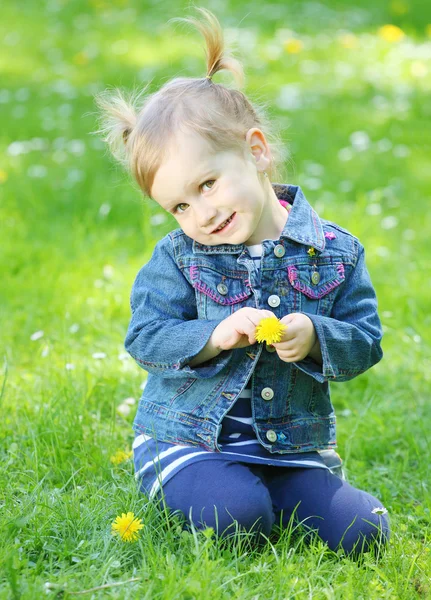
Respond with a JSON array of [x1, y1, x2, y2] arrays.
[[1, 0, 431, 598]]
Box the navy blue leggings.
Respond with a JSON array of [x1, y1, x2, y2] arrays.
[[155, 461, 390, 557]]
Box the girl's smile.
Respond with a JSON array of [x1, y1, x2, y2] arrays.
[[211, 212, 236, 234]]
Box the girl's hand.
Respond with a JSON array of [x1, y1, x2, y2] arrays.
[[271, 313, 317, 363], [212, 308, 277, 351]]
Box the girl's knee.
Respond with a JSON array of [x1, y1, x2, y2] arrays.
[[161, 461, 275, 540], [190, 492, 274, 541], [193, 478, 274, 540], [336, 499, 391, 558]]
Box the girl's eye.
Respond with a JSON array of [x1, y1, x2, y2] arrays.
[[173, 180, 215, 214], [201, 179, 215, 192]]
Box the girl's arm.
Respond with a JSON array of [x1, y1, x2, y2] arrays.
[[188, 330, 222, 367], [294, 241, 383, 382], [307, 337, 322, 365], [125, 235, 234, 379]]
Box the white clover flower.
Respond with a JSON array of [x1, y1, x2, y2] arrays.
[[99, 203, 111, 217], [350, 131, 371, 152], [381, 216, 399, 230], [371, 507, 388, 515], [149, 213, 167, 226], [117, 403, 131, 416], [92, 352, 106, 359], [103, 264, 114, 279], [338, 147, 353, 162], [30, 330, 44, 341]]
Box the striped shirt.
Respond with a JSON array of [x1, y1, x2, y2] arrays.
[[134, 226, 343, 500]]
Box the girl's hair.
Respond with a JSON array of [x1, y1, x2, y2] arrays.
[[93, 7, 286, 198]]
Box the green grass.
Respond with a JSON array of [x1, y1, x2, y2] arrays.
[[1, 0, 431, 597]]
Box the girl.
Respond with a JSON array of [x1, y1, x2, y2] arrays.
[[95, 7, 390, 557]]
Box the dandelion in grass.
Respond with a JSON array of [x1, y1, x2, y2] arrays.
[[284, 39, 303, 54], [110, 449, 133, 465], [111, 512, 143, 542], [378, 24, 405, 42], [255, 317, 287, 344], [371, 507, 388, 515]]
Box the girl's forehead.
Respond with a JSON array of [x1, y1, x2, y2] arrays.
[[167, 129, 217, 157]]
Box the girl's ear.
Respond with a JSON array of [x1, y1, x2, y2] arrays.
[[246, 128, 271, 172]]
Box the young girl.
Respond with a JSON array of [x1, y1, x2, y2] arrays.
[[96, 7, 390, 557]]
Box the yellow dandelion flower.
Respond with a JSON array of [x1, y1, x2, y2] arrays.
[[378, 24, 405, 43], [255, 317, 287, 345], [284, 39, 303, 54], [307, 247, 317, 257], [111, 512, 143, 542], [110, 449, 133, 465], [0, 170, 8, 184]]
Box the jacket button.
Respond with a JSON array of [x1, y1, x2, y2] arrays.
[[274, 244, 285, 258], [266, 343, 276, 353], [217, 283, 228, 295], [261, 387, 274, 401], [268, 294, 280, 308], [266, 430, 277, 442], [311, 271, 320, 285]]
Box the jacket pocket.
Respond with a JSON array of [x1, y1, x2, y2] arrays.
[[145, 377, 197, 409], [287, 262, 346, 315], [190, 265, 253, 319]]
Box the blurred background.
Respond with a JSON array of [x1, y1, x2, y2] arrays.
[[1, 0, 431, 543]]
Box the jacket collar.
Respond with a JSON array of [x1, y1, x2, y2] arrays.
[[192, 183, 326, 255]]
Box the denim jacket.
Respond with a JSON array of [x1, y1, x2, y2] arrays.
[[126, 184, 383, 454]]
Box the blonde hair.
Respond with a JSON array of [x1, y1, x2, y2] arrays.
[[93, 7, 286, 198]]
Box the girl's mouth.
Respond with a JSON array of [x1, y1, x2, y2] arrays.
[[212, 212, 236, 234]]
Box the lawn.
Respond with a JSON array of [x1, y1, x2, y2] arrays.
[[1, 0, 430, 598]]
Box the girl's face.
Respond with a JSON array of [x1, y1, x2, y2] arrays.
[[150, 128, 288, 246]]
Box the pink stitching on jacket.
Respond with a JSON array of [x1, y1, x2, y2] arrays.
[[337, 263, 345, 277], [287, 265, 298, 282], [190, 265, 199, 281], [287, 264, 344, 299]]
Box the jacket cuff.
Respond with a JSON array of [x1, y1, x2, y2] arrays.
[[175, 348, 233, 378], [132, 319, 234, 379], [293, 315, 337, 383]]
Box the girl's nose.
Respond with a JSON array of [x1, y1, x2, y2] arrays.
[[196, 203, 218, 229]]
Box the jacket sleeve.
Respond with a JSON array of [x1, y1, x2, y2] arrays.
[[294, 241, 383, 383], [124, 235, 234, 379]]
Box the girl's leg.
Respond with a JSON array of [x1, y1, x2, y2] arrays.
[[264, 467, 390, 558], [153, 460, 275, 542]]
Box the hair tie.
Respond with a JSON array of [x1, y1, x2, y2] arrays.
[[205, 74, 212, 80]]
